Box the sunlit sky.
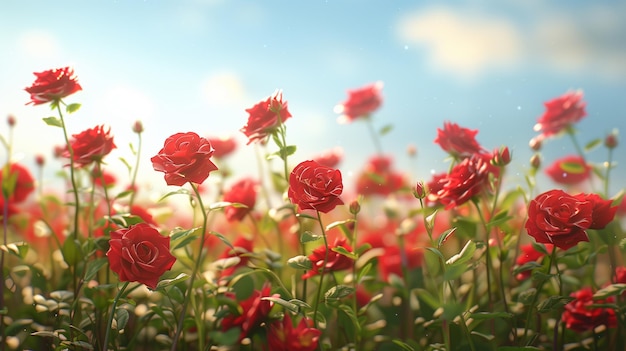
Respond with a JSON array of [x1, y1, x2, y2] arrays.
[[2, 0, 626, 197]]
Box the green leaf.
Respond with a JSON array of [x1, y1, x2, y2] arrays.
[[537, 295, 574, 313], [584, 138, 602, 152], [593, 283, 626, 299], [42, 116, 63, 128], [470, 311, 514, 320], [210, 231, 233, 250], [262, 296, 300, 313], [325, 219, 355, 231], [115, 308, 129, 330], [0, 242, 29, 259], [287, 255, 312, 270], [414, 288, 440, 310], [84, 258, 108, 281], [560, 161, 587, 174], [445, 240, 476, 266], [280, 145, 297, 160], [437, 227, 456, 248], [66, 103, 81, 114], [324, 285, 354, 302], [391, 339, 416, 351], [379, 124, 393, 136], [300, 231, 322, 244], [156, 273, 190, 289], [331, 246, 357, 260], [157, 188, 190, 202], [61, 239, 83, 266]]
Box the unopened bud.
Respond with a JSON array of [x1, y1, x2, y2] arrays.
[[7, 114, 15, 127], [35, 154, 45, 167], [605, 132, 618, 149], [491, 146, 511, 167], [132, 120, 144, 134], [407, 144, 417, 158], [529, 137, 542, 151], [413, 181, 427, 199], [349, 200, 361, 215], [530, 154, 541, 169]]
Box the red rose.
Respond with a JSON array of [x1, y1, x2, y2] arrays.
[[151, 132, 218, 186], [0, 163, 35, 203], [525, 189, 593, 250], [288, 160, 344, 213], [574, 193, 617, 229], [545, 155, 591, 185], [534, 91, 586, 138], [434, 154, 492, 210], [25, 67, 82, 105], [208, 135, 237, 159], [562, 287, 617, 332], [266, 313, 321, 351], [221, 284, 278, 341], [355, 155, 407, 197], [335, 82, 383, 123], [241, 90, 292, 144], [378, 245, 423, 282], [513, 243, 553, 281], [63, 125, 116, 167], [302, 238, 354, 279], [312, 147, 343, 168], [434, 122, 485, 158], [223, 178, 258, 222], [106, 223, 176, 289]]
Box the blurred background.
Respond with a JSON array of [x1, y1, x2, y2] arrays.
[[1, 0, 625, 198]]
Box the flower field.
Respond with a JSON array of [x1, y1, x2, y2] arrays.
[[0, 67, 624, 350]]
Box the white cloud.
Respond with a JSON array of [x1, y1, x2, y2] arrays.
[[202, 71, 249, 107], [397, 7, 523, 78], [397, 4, 626, 80], [18, 30, 61, 60]]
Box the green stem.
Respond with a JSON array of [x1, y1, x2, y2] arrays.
[[102, 281, 130, 351], [312, 211, 329, 331], [56, 102, 80, 242], [604, 147, 613, 199], [523, 246, 557, 345], [170, 183, 210, 351], [128, 130, 142, 208], [364, 115, 383, 155]]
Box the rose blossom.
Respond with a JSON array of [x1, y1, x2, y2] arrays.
[[434, 121, 485, 158], [312, 147, 343, 168], [574, 193, 617, 230], [513, 243, 553, 281], [61, 125, 116, 167], [562, 287, 617, 332], [434, 154, 492, 210], [545, 155, 592, 185], [288, 160, 344, 213], [106, 223, 176, 290], [335, 81, 383, 123], [302, 238, 354, 279], [266, 313, 321, 351], [222, 178, 258, 222], [24, 67, 82, 105], [355, 155, 407, 197], [534, 90, 586, 138], [241, 90, 292, 144], [221, 283, 278, 341], [208, 135, 237, 158], [525, 189, 593, 250], [0, 163, 35, 203], [151, 132, 218, 186]]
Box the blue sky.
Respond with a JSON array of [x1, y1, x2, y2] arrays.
[[1, 0, 625, 197]]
